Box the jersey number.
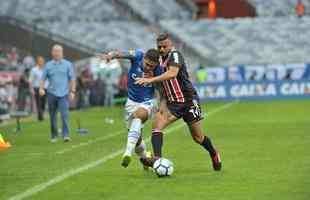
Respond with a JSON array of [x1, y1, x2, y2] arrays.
[[189, 105, 201, 118]]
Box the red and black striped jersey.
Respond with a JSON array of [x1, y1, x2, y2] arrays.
[[159, 49, 198, 103]]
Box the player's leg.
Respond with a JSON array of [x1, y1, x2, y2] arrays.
[[139, 110, 178, 167], [58, 95, 70, 141], [151, 110, 178, 158], [135, 135, 152, 170], [188, 121, 221, 171], [47, 93, 58, 142], [184, 102, 222, 171], [135, 136, 147, 159], [122, 107, 148, 167]]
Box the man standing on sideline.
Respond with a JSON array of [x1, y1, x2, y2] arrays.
[[40, 45, 76, 142], [29, 56, 47, 121]]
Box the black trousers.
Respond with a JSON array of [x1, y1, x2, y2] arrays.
[[34, 88, 46, 120]]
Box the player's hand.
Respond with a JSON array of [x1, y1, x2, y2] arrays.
[[135, 78, 153, 85], [30, 88, 35, 96], [39, 88, 45, 96], [69, 92, 75, 101], [97, 53, 113, 63]]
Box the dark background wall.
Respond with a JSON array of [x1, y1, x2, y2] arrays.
[[0, 17, 93, 61]]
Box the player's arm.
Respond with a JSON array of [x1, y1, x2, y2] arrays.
[[97, 51, 134, 62], [67, 62, 76, 100], [39, 80, 46, 96], [39, 66, 48, 96], [137, 66, 179, 85], [136, 51, 181, 85], [28, 69, 35, 95]]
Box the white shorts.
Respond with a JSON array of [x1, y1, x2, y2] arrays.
[[125, 98, 157, 128]]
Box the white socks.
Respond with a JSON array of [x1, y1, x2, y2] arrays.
[[135, 139, 147, 159], [124, 118, 142, 156]]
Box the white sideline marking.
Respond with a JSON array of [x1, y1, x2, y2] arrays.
[[7, 101, 237, 200], [56, 131, 123, 154], [26, 153, 44, 156]]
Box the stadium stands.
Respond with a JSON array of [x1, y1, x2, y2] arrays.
[[13, 0, 125, 22], [35, 21, 157, 51], [2, 0, 310, 67], [0, 0, 200, 65], [0, 0, 12, 16], [0, 0, 160, 51], [161, 16, 310, 66], [118, 0, 192, 23], [248, 0, 310, 16]]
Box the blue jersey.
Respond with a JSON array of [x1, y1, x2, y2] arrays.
[[127, 49, 160, 103]]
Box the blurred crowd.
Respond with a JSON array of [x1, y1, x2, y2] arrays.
[[75, 67, 128, 109], [0, 43, 129, 123], [80, 67, 128, 104], [0, 43, 31, 121]]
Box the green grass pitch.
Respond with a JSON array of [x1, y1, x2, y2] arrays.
[[0, 100, 309, 200]]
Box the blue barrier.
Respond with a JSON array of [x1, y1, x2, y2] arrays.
[[195, 79, 310, 102]]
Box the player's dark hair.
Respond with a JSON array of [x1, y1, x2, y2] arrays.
[[156, 33, 170, 42], [144, 49, 160, 63]]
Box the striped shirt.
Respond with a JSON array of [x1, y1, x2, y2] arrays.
[[159, 49, 198, 103]]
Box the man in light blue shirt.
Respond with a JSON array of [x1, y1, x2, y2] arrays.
[[40, 44, 76, 142]]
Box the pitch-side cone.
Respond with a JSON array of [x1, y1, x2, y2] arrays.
[[0, 134, 11, 150], [0, 134, 4, 143]]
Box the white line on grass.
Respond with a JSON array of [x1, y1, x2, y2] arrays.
[[56, 131, 123, 154], [7, 101, 238, 200]]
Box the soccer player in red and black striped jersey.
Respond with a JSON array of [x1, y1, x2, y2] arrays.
[[136, 33, 222, 171]]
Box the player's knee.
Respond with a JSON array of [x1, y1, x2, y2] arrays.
[[192, 133, 204, 144], [152, 113, 163, 130], [133, 109, 148, 122], [136, 136, 142, 147], [192, 135, 200, 144]]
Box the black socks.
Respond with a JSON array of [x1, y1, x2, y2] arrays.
[[151, 131, 163, 158], [200, 136, 216, 156]]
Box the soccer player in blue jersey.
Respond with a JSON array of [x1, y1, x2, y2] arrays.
[[99, 49, 161, 168]]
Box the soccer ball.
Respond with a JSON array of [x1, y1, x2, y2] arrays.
[[153, 158, 174, 177]]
